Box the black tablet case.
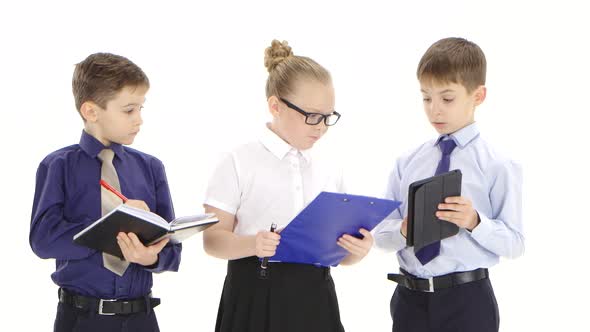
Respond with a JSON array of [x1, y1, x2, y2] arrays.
[[406, 170, 462, 252]]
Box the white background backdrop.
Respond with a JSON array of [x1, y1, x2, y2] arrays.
[[1, 0, 588, 331]]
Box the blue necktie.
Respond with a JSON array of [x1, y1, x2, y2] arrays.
[[415, 138, 457, 265]]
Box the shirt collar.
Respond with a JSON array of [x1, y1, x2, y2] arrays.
[[259, 123, 311, 163], [79, 130, 125, 159], [435, 122, 480, 149]]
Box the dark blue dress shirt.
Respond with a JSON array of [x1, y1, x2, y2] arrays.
[[30, 130, 182, 299]]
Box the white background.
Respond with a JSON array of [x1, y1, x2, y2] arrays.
[[1, 0, 588, 331]]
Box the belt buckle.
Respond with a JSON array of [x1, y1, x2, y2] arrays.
[[425, 277, 434, 293], [98, 299, 116, 315]]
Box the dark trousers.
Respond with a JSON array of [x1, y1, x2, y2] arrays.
[[390, 277, 499, 332], [54, 301, 160, 332]]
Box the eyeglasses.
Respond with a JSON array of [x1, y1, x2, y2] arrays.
[[280, 98, 341, 126]]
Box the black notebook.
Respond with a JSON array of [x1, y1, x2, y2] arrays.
[[73, 204, 219, 259], [406, 170, 462, 252]]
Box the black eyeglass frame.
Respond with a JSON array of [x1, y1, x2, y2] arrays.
[[279, 98, 341, 126]]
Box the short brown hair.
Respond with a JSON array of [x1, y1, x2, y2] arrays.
[[264, 40, 331, 99], [417, 37, 486, 92], [72, 53, 149, 116]]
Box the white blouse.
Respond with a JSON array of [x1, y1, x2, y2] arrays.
[[204, 124, 344, 236]]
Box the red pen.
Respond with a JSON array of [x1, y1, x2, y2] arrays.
[[100, 179, 128, 203]]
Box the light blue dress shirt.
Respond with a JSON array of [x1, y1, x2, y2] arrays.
[[374, 122, 524, 278]]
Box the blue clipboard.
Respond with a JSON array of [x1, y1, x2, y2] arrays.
[[270, 192, 401, 267]]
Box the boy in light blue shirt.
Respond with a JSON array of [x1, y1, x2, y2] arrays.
[[374, 37, 524, 332]]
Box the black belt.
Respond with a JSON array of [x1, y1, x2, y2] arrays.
[[227, 256, 331, 281], [256, 263, 331, 280], [387, 268, 489, 292], [58, 288, 160, 315]]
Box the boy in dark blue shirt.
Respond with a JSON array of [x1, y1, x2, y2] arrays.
[[30, 53, 181, 332]]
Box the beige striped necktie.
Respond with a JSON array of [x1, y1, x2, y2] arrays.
[[98, 148, 130, 276]]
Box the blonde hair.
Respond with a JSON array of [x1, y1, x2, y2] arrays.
[[264, 40, 331, 98]]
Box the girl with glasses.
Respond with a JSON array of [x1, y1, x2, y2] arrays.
[[202, 40, 373, 332]]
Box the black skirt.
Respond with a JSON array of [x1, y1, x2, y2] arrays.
[[215, 256, 345, 332]]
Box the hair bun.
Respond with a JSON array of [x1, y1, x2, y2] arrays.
[[264, 40, 293, 73]]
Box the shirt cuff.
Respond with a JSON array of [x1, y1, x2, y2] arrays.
[[394, 227, 407, 248], [374, 219, 407, 252], [469, 213, 494, 244], [141, 256, 162, 273]]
